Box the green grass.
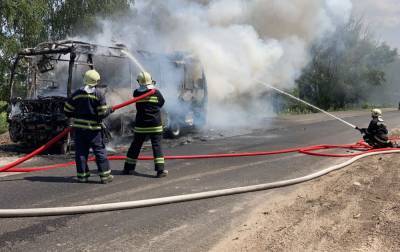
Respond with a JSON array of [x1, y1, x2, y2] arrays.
[[0, 112, 7, 134], [0, 101, 7, 112], [0, 101, 8, 134]]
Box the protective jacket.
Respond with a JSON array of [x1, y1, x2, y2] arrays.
[[362, 118, 392, 148], [133, 89, 165, 133], [64, 87, 112, 130], [366, 118, 389, 141]]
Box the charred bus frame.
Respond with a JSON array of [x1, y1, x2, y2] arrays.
[[7, 40, 207, 153]]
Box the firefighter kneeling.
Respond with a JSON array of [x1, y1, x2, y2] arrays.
[[357, 109, 394, 148], [123, 71, 168, 178], [64, 69, 114, 183]]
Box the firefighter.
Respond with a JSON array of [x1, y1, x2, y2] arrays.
[[123, 71, 167, 177], [356, 108, 394, 148], [63, 69, 114, 183]]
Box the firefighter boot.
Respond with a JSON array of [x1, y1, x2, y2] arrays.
[[99, 170, 113, 184], [156, 170, 168, 178], [123, 157, 137, 175], [100, 174, 114, 184], [77, 173, 90, 183], [122, 169, 135, 175], [77, 177, 89, 183]]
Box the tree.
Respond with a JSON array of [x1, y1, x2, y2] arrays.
[[0, 0, 134, 101], [0, 0, 49, 100], [48, 0, 134, 40], [296, 17, 398, 110]]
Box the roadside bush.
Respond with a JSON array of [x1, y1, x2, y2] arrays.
[[0, 112, 7, 134], [0, 101, 8, 134], [296, 18, 397, 110], [0, 101, 8, 113]]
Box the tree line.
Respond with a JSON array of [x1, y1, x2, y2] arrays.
[[0, 0, 134, 101], [285, 18, 398, 112], [0, 2, 398, 111]]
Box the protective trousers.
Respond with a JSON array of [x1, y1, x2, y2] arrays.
[[74, 129, 111, 178], [363, 134, 393, 148], [124, 132, 165, 171]]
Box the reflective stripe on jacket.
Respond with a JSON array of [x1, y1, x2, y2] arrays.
[[134, 89, 165, 129], [71, 118, 102, 130], [136, 95, 159, 104], [64, 87, 111, 130]]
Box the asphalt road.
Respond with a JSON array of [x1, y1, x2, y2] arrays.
[[1, 110, 400, 251]]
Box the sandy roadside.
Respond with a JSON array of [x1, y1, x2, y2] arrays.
[[211, 154, 400, 251]]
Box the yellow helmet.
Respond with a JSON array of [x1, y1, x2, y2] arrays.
[[84, 69, 100, 86], [137, 71, 153, 85], [371, 108, 382, 117]]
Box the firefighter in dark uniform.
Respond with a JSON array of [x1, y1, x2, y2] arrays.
[[123, 71, 168, 177], [64, 69, 114, 183], [357, 108, 394, 148]]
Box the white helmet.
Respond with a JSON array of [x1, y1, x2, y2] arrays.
[[371, 108, 382, 118], [137, 71, 153, 85], [84, 69, 100, 86]]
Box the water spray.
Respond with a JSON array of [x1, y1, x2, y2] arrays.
[[121, 50, 146, 73], [257, 80, 357, 129]]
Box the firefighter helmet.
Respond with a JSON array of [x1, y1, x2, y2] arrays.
[[371, 108, 382, 117], [137, 71, 153, 85], [84, 69, 101, 86]]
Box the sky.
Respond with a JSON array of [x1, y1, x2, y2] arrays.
[[353, 0, 400, 49]]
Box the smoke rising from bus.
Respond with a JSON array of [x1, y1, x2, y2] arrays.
[[79, 0, 353, 128]]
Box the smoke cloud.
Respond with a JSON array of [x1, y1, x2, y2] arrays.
[[84, 0, 353, 128]]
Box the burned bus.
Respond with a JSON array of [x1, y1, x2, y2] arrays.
[[7, 40, 207, 152]]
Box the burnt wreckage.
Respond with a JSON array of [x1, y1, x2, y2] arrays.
[[8, 40, 207, 152]]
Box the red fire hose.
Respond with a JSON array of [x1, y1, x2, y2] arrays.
[[4, 140, 399, 173], [3, 147, 301, 172], [111, 89, 155, 110], [1, 88, 398, 173], [0, 89, 156, 173]]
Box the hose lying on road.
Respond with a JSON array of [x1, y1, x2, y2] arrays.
[[4, 147, 302, 172], [0, 89, 156, 173], [4, 141, 393, 173], [0, 149, 398, 217]]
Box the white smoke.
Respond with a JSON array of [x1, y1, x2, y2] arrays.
[[85, 0, 353, 128]]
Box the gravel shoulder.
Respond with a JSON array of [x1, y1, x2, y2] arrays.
[[211, 154, 400, 251]]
